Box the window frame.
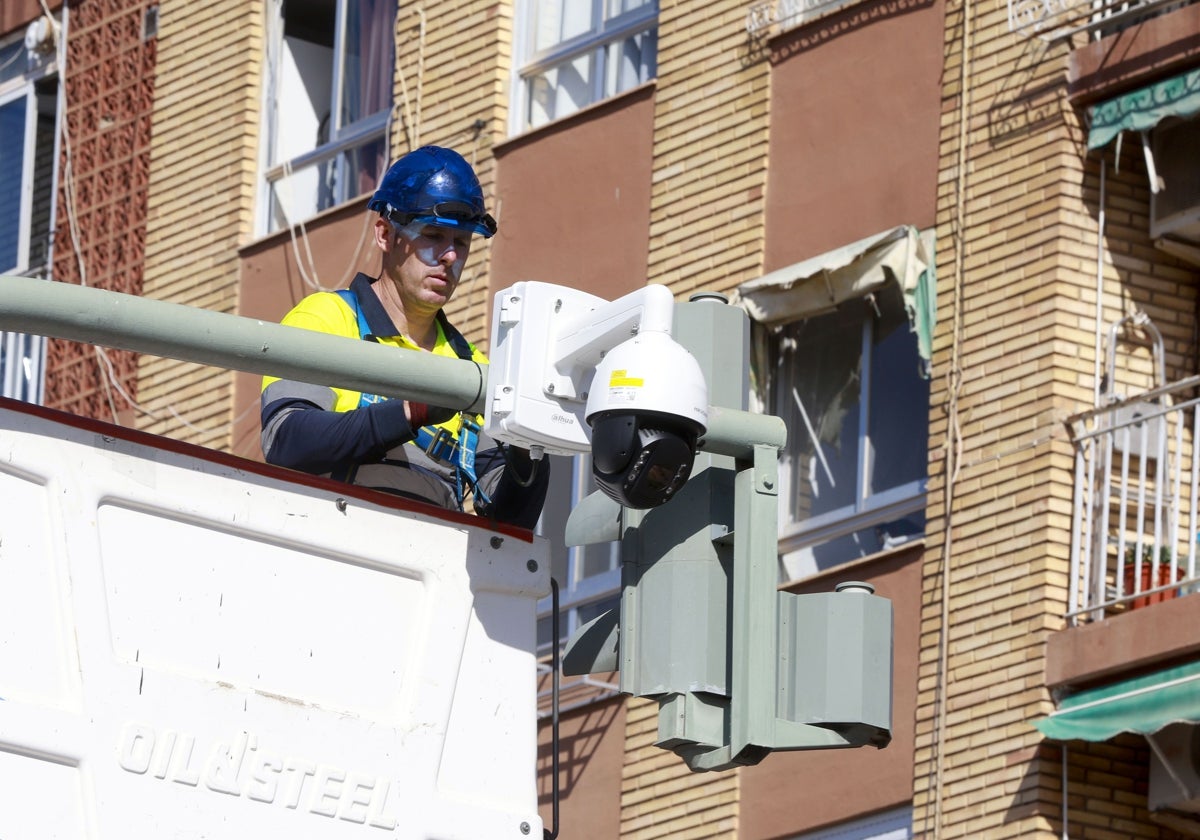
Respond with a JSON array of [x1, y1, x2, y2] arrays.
[[770, 299, 928, 559], [511, 0, 658, 135], [0, 30, 57, 278], [789, 805, 913, 840], [738, 227, 934, 577], [535, 452, 622, 656], [259, 0, 395, 235], [0, 84, 36, 275], [0, 28, 57, 405]]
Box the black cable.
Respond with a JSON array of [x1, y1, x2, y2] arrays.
[[545, 578, 561, 840], [500, 442, 542, 487]]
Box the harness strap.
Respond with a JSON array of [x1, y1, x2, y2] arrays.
[[333, 288, 490, 507]]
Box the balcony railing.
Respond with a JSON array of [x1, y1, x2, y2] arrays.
[[1007, 0, 1192, 41], [1066, 375, 1200, 624]]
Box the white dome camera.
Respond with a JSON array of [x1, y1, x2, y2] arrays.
[[585, 331, 707, 509], [486, 281, 708, 508]]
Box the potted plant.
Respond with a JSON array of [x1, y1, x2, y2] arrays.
[[1123, 543, 1181, 609]]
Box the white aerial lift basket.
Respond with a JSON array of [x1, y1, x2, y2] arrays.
[[0, 399, 549, 839]]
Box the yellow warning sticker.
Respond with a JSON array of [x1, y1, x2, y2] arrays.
[[608, 369, 644, 388]]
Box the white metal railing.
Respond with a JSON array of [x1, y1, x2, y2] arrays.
[[1, 330, 45, 404], [1007, 0, 1191, 41], [745, 0, 863, 36], [1066, 375, 1200, 624]]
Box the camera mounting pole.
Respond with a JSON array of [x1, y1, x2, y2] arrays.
[[565, 291, 895, 772]]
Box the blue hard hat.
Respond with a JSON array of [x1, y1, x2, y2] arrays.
[[367, 146, 497, 238]]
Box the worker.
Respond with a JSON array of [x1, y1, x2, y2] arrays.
[[260, 145, 549, 529]]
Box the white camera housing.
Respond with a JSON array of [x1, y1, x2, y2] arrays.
[[485, 282, 708, 507]]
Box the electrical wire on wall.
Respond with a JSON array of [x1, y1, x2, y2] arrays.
[[47, 1, 135, 425], [45, 0, 434, 442], [928, 0, 971, 835], [47, 1, 262, 438], [458, 118, 496, 351], [270, 0, 427, 298]]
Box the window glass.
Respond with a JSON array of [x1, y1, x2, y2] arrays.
[[527, 53, 594, 127], [768, 282, 928, 578], [776, 300, 864, 521], [0, 31, 57, 404], [263, 0, 394, 233], [0, 94, 26, 273], [605, 28, 656, 96], [1, 331, 46, 403], [28, 79, 56, 275], [515, 0, 656, 132], [340, 0, 392, 128], [535, 0, 594, 50], [609, 0, 653, 16], [869, 301, 930, 493], [536, 453, 622, 652]]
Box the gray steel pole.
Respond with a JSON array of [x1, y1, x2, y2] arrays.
[[0, 274, 487, 412], [0, 275, 783, 456]]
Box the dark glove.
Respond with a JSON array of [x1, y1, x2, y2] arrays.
[[406, 401, 457, 429]]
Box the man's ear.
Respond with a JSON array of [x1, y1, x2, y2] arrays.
[[373, 216, 393, 252]]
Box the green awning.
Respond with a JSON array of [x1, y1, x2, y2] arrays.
[[1034, 660, 1200, 741], [1088, 66, 1200, 150]]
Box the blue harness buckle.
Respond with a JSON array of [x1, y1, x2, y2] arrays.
[[419, 426, 458, 462], [414, 416, 490, 508]]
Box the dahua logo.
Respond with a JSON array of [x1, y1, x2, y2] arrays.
[[551, 413, 575, 425]]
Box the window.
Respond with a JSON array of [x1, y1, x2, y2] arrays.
[[767, 281, 928, 579], [261, 0, 395, 234], [513, 0, 657, 132], [790, 806, 912, 840], [536, 453, 621, 655], [1085, 68, 1200, 266], [737, 227, 934, 580], [0, 28, 57, 403]]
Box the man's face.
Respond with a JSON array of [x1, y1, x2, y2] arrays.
[[384, 220, 472, 312]]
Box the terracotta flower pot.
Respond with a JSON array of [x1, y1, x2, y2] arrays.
[[1124, 563, 1179, 609]]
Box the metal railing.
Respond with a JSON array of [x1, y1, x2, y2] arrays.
[[1, 331, 45, 404], [1066, 375, 1200, 623], [746, 0, 862, 36], [1007, 0, 1192, 41]]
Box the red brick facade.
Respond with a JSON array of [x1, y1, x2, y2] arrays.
[[45, 0, 156, 423]]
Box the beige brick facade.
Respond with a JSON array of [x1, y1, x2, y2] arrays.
[[620, 699, 739, 839], [19, 0, 1200, 835], [917, 0, 1080, 829], [918, 0, 1197, 838], [647, 2, 770, 301], [389, 1, 512, 349], [137, 0, 263, 447]]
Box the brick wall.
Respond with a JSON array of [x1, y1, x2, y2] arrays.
[[646, 1, 770, 301], [136, 0, 261, 447], [45, 0, 156, 424], [917, 0, 1199, 837], [620, 698, 739, 839], [611, 2, 776, 834], [917, 0, 1084, 834], [1063, 736, 1190, 840], [391, 0, 511, 352]]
